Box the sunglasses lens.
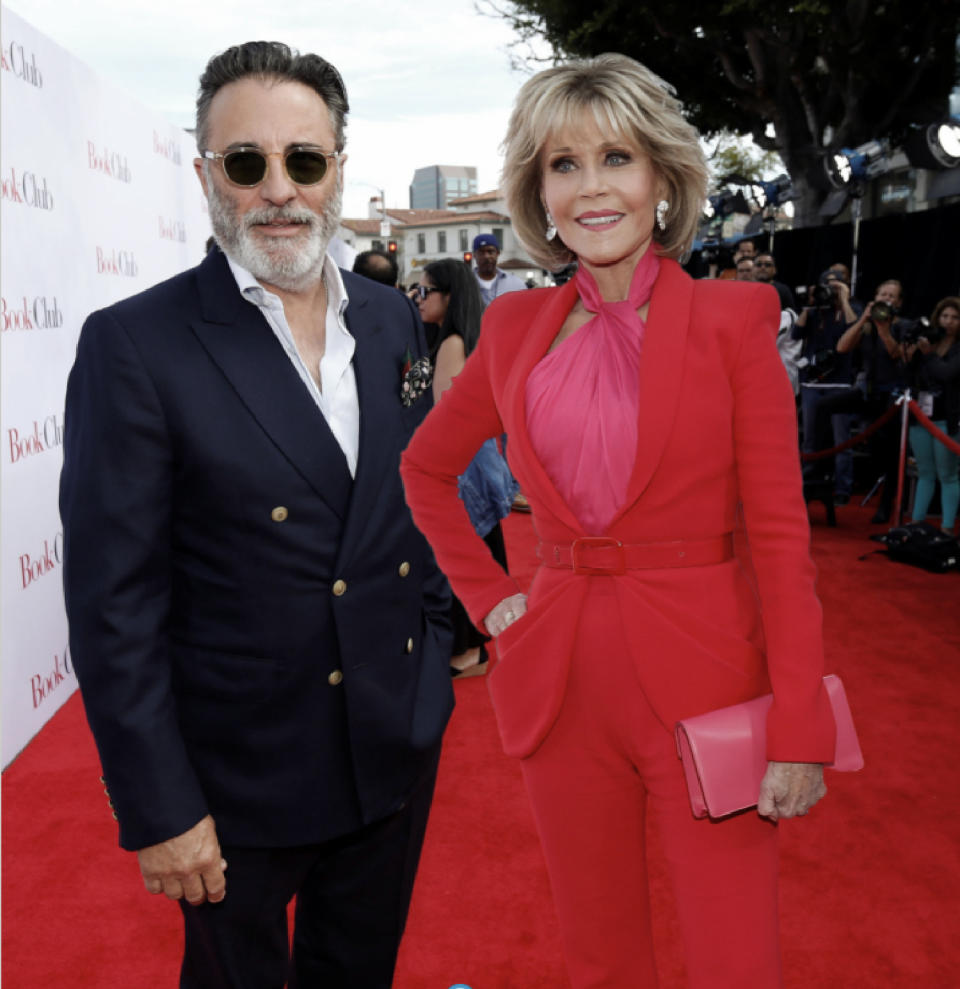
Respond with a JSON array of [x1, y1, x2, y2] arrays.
[[285, 150, 329, 185], [222, 151, 268, 186]]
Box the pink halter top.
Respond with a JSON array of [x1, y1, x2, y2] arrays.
[[525, 250, 661, 534]]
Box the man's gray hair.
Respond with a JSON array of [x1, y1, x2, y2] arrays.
[[196, 41, 349, 152]]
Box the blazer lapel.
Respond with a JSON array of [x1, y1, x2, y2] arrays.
[[501, 279, 584, 534], [608, 258, 693, 528], [190, 251, 353, 520], [335, 291, 400, 564]]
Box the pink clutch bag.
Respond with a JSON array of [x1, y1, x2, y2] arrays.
[[675, 674, 864, 819]]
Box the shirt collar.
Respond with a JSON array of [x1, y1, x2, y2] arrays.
[[225, 251, 350, 317]]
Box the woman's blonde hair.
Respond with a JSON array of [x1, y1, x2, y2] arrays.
[[501, 53, 709, 271]]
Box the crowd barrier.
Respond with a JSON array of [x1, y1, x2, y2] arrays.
[[800, 390, 960, 524]]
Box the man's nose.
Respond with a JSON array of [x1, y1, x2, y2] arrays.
[[259, 157, 297, 205]]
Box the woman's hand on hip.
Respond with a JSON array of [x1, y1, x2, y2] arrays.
[[757, 761, 827, 821], [484, 593, 528, 637]]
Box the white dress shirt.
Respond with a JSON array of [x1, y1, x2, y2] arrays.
[[227, 254, 360, 477]]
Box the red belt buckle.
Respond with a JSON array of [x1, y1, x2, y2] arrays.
[[570, 537, 626, 575]]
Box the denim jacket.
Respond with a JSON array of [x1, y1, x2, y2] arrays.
[[458, 437, 519, 537]]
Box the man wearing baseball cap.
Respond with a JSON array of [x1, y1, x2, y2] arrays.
[[472, 233, 526, 307]]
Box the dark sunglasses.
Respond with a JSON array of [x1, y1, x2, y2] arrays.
[[200, 146, 341, 187], [754, 260, 775, 267], [416, 285, 443, 301]]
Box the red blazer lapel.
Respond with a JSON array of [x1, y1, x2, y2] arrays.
[[608, 258, 694, 528], [498, 279, 585, 534]]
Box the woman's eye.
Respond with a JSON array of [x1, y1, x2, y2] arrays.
[[550, 157, 575, 173], [605, 150, 631, 166]]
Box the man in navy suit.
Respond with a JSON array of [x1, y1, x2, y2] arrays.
[[60, 41, 453, 988]]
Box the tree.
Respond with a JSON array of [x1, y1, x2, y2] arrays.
[[483, 0, 960, 225]]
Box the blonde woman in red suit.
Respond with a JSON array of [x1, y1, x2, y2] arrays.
[[401, 54, 835, 989]]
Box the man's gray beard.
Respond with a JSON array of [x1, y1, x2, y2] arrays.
[[206, 170, 342, 292]]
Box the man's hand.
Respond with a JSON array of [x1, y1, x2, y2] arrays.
[[757, 762, 826, 822], [137, 814, 227, 905]]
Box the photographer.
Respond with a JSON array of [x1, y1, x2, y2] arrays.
[[805, 280, 907, 521], [793, 264, 863, 503], [903, 296, 960, 534]]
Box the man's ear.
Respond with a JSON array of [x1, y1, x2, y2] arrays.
[[194, 158, 209, 197]]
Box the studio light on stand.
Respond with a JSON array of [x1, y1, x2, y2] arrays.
[[698, 188, 751, 271], [821, 139, 893, 295], [904, 119, 960, 170], [758, 173, 796, 251]]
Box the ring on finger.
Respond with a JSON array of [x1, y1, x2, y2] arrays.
[[504, 610, 516, 623]]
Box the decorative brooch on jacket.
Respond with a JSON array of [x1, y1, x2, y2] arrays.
[[401, 347, 433, 407]]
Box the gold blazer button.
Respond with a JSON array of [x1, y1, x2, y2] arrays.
[[328, 670, 343, 686], [271, 506, 289, 522], [332, 579, 347, 596], [398, 561, 411, 577], [405, 637, 414, 653]]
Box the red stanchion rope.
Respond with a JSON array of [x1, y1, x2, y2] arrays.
[[906, 400, 960, 456], [800, 402, 899, 461]]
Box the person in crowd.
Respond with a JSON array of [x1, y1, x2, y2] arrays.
[[803, 278, 907, 519], [792, 264, 863, 504], [755, 251, 796, 311], [59, 41, 454, 989], [776, 307, 803, 397], [904, 296, 960, 533], [416, 258, 515, 677], [353, 247, 399, 287], [472, 232, 527, 306], [735, 255, 756, 281], [401, 53, 834, 989], [733, 236, 757, 262]]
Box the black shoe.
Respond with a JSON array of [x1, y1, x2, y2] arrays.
[[834, 494, 850, 506], [871, 508, 890, 524]]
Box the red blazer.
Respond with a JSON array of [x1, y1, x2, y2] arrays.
[[402, 259, 836, 761]]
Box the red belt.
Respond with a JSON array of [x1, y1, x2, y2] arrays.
[[536, 534, 735, 575]]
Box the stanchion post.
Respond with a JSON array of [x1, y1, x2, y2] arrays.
[[892, 389, 912, 525]]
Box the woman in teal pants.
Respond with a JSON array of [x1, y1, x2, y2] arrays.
[[905, 297, 960, 533]]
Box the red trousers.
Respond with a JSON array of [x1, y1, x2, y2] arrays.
[[519, 580, 782, 988]]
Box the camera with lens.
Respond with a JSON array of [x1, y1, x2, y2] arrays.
[[870, 300, 894, 323], [901, 316, 943, 346], [815, 270, 842, 305], [795, 285, 831, 308], [796, 271, 839, 308]]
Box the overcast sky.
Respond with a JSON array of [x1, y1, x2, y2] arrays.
[[7, 0, 549, 217]]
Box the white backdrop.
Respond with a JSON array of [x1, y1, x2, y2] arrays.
[[1, 6, 211, 766]]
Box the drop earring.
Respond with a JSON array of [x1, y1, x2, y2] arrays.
[[655, 199, 669, 231], [544, 209, 557, 241]]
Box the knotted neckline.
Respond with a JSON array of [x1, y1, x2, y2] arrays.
[[523, 248, 663, 534], [573, 247, 661, 335]]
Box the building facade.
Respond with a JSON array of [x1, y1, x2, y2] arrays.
[[409, 165, 478, 209], [337, 191, 545, 287]]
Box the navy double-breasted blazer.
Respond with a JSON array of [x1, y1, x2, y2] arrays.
[[60, 249, 453, 851]]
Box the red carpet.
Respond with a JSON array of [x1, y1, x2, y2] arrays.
[[4, 505, 959, 987]]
